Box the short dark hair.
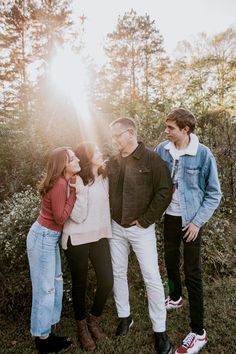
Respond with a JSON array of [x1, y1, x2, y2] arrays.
[[166, 108, 196, 133], [109, 117, 137, 131]]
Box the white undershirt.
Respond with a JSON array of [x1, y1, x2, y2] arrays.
[[164, 134, 199, 216], [166, 147, 187, 216]]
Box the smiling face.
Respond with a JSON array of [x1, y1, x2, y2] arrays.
[[165, 120, 190, 145]]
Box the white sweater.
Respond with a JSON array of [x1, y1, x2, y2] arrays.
[[61, 175, 112, 249]]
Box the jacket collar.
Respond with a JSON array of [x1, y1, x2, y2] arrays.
[[113, 142, 145, 161], [131, 142, 145, 159], [164, 133, 199, 156]]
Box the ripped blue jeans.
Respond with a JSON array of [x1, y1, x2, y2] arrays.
[[27, 222, 63, 337]]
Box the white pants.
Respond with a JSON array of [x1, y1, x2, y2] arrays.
[[109, 220, 166, 332]]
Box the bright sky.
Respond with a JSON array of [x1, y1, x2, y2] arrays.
[[75, 0, 236, 65]]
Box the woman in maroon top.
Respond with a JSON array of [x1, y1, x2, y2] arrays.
[[26, 147, 80, 354]]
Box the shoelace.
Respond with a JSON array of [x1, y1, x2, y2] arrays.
[[165, 296, 170, 304], [182, 332, 196, 348]]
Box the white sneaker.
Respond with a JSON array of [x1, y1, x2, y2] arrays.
[[175, 330, 208, 354], [165, 296, 183, 310]]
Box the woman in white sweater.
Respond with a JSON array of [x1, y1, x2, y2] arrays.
[[61, 141, 113, 351]]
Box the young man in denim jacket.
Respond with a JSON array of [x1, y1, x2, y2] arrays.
[[155, 108, 222, 354]]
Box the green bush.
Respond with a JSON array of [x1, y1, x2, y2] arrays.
[[202, 210, 236, 277], [0, 186, 235, 319], [0, 187, 75, 318], [156, 208, 236, 287], [0, 187, 40, 317]]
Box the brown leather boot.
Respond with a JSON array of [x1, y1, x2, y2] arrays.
[[77, 319, 96, 351], [87, 314, 107, 341]]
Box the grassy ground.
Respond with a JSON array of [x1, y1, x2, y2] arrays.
[[1, 252, 236, 354]]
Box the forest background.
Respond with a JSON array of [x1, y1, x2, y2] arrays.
[[0, 1, 235, 353]]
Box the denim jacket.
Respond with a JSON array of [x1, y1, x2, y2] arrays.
[[155, 134, 222, 227]]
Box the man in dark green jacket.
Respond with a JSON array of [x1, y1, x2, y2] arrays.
[[107, 117, 172, 354]]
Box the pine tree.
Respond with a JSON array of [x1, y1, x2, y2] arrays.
[[95, 9, 169, 119], [0, 0, 84, 197]]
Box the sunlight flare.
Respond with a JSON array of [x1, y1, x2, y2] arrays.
[[50, 48, 90, 123]]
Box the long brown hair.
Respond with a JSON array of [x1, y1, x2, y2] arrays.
[[75, 142, 106, 185], [38, 147, 70, 197]]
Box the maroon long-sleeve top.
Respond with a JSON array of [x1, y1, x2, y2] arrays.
[[37, 177, 76, 231]]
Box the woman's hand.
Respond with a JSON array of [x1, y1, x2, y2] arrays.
[[72, 175, 86, 194], [69, 176, 76, 190]]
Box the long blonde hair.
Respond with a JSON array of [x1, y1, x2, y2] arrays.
[[38, 147, 70, 197]]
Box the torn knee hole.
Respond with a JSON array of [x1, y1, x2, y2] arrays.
[[47, 288, 55, 294]]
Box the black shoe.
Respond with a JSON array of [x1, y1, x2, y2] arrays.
[[154, 331, 172, 354], [116, 315, 133, 336], [35, 335, 72, 353], [49, 333, 69, 342]]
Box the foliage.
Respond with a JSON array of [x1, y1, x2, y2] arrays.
[[94, 18, 236, 199], [0, 124, 48, 200], [197, 109, 236, 199], [0, 185, 235, 318], [202, 211, 236, 277], [0, 0, 85, 200], [0, 187, 40, 316], [1, 6, 235, 202], [169, 29, 236, 114], [156, 207, 236, 285], [94, 9, 170, 119], [0, 7, 235, 348]]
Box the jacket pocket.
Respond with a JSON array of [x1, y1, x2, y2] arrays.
[[132, 167, 151, 185], [186, 168, 200, 187]]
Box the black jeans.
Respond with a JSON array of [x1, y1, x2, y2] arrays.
[[65, 237, 113, 321], [164, 214, 204, 334]]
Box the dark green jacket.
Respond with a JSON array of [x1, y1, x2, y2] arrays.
[[107, 142, 172, 228]]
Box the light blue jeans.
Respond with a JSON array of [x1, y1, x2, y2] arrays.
[[27, 222, 63, 337]]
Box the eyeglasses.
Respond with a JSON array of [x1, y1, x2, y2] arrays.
[[112, 129, 130, 140]]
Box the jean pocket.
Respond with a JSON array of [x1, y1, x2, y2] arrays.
[[42, 231, 61, 253]]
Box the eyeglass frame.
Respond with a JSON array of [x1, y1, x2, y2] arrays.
[[111, 128, 130, 140]]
